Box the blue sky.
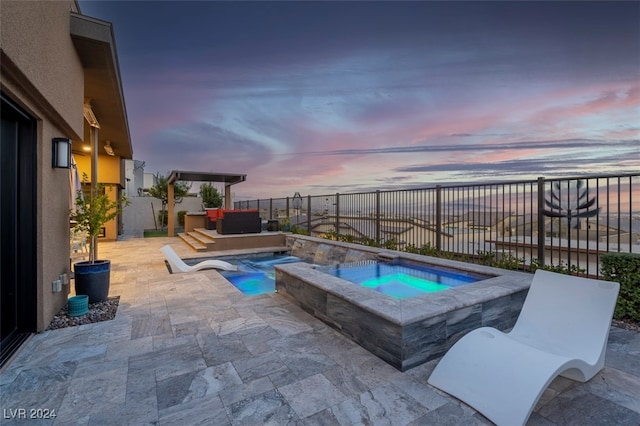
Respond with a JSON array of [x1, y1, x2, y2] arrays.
[[79, 1, 639, 199]]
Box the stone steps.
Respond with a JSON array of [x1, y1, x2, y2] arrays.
[[178, 228, 216, 252]]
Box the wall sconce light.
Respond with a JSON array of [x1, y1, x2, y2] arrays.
[[83, 102, 100, 128], [52, 137, 71, 168], [104, 140, 115, 156]]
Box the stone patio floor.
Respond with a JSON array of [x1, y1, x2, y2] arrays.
[[1, 237, 639, 425]]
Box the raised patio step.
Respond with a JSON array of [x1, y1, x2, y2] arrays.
[[191, 228, 217, 242], [178, 231, 214, 252], [177, 233, 206, 251]]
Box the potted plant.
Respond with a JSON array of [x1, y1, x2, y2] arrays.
[[71, 174, 129, 303]]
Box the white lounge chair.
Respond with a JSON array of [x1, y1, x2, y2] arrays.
[[428, 269, 620, 426], [161, 245, 238, 273]]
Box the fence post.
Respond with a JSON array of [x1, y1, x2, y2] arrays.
[[537, 177, 546, 267], [269, 198, 273, 220], [436, 185, 442, 251], [307, 195, 312, 235], [375, 190, 381, 244], [335, 193, 340, 234], [286, 197, 290, 219]]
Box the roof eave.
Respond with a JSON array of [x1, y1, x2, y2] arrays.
[[70, 12, 132, 159]]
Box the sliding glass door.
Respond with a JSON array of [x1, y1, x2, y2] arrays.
[[1, 93, 37, 366]]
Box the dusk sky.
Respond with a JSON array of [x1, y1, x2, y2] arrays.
[[79, 1, 639, 199]]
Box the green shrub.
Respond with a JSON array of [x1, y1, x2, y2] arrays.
[[382, 238, 398, 251], [404, 243, 455, 259], [291, 225, 309, 235], [359, 236, 380, 248], [477, 251, 524, 270], [405, 243, 440, 257], [530, 259, 585, 275], [280, 217, 291, 231], [601, 252, 640, 322], [177, 210, 187, 227], [477, 250, 497, 266], [324, 230, 359, 244]]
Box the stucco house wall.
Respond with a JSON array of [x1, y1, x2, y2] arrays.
[[1, 0, 85, 330], [1, 0, 131, 344]]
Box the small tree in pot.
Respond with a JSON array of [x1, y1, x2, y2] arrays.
[[71, 174, 129, 302]]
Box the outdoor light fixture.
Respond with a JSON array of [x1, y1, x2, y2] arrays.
[[83, 102, 100, 128], [104, 140, 115, 156], [52, 137, 71, 168]]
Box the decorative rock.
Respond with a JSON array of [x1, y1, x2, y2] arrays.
[[46, 296, 119, 330], [612, 318, 640, 333]]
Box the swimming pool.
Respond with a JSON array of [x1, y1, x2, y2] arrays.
[[216, 254, 301, 295], [320, 260, 485, 299]]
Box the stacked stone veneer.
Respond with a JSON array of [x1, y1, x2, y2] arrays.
[[278, 235, 532, 371]]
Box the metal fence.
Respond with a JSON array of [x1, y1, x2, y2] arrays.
[[235, 173, 639, 278]]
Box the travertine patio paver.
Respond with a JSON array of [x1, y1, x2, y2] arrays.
[[1, 236, 639, 425]]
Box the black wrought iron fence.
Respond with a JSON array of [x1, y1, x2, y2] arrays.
[[235, 173, 639, 278]]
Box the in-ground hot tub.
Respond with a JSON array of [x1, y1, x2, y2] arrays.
[[276, 236, 532, 371], [319, 259, 488, 299]]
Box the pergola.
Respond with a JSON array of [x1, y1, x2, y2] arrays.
[[166, 170, 247, 237]]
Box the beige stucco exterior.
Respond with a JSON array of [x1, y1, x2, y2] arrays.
[[1, 0, 131, 336], [1, 1, 85, 138], [2, 0, 85, 331]]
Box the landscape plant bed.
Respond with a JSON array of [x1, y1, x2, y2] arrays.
[[46, 296, 120, 330]]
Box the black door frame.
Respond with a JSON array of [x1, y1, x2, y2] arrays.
[[1, 92, 37, 367]]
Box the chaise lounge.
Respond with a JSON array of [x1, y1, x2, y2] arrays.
[[428, 269, 620, 426], [161, 245, 238, 273]]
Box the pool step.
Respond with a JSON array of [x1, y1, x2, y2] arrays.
[[178, 228, 216, 252]]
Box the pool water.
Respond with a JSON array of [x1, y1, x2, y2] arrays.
[[218, 254, 301, 295], [322, 260, 484, 299]]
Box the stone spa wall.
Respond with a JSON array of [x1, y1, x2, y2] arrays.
[[278, 235, 532, 371]]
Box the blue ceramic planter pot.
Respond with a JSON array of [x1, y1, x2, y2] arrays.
[[73, 260, 111, 303]]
